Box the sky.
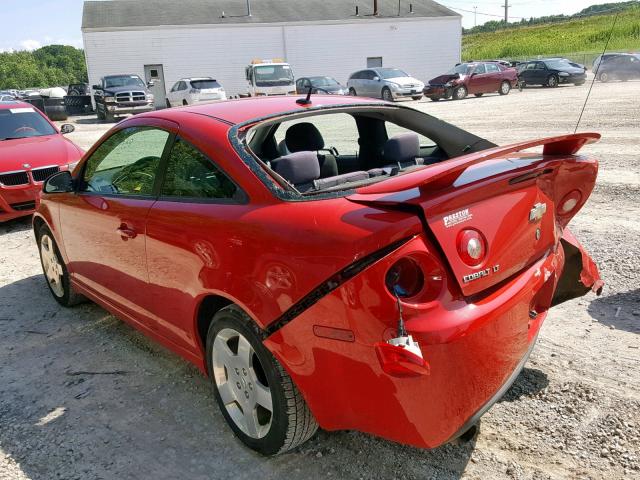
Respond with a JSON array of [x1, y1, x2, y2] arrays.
[[0, 0, 633, 52]]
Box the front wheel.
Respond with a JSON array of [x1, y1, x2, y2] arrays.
[[598, 72, 610, 83], [453, 85, 467, 100], [348, 87, 357, 96], [547, 74, 559, 88], [207, 306, 318, 455], [499, 80, 511, 95], [37, 225, 85, 307], [411, 95, 423, 101], [382, 87, 394, 102]]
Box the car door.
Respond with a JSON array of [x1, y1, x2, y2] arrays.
[[484, 63, 502, 91], [467, 64, 487, 94], [144, 134, 250, 353], [58, 119, 176, 323], [361, 70, 377, 97]]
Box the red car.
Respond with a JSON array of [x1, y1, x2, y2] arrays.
[[1, 101, 82, 222], [33, 95, 603, 455], [424, 62, 519, 101]]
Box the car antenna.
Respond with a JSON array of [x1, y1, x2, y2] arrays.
[[574, 10, 620, 134], [296, 86, 313, 106]]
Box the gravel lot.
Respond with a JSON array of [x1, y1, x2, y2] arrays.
[[1, 79, 639, 480]]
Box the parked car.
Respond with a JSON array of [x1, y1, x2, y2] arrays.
[[424, 62, 518, 101], [34, 94, 603, 455], [0, 101, 81, 222], [0, 94, 16, 102], [295, 76, 348, 95], [517, 59, 587, 87], [92, 74, 155, 122], [347, 68, 424, 101], [166, 77, 227, 107], [592, 53, 623, 74], [593, 53, 640, 82]]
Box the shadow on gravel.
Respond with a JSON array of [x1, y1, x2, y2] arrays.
[[0, 216, 32, 235], [0, 275, 476, 480], [588, 289, 640, 334], [500, 367, 549, 402], [72, 117, 102, 125]]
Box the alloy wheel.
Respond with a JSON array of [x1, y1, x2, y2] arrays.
[[212, 328, 273, 439], [40, 234, 64, 298]]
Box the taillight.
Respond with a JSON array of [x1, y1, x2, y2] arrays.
[[457, 229, 487, 266], [559, 190, 582, 215], [385, 254, 444, 303]]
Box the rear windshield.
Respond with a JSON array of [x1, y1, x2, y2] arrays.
[[190, 80, 221, 89], [544, 60, 573, 70], [0, 107, 56, 141]]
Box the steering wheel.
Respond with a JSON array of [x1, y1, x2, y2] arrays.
[[13, 126, 37, 135]]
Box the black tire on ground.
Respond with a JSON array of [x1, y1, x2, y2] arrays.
[[598, 72, 610, 83], [499, 80, 511, 95], [453, 85, 467, 100], [382, 87, 394, 102], [348, 88, 357, 96], [474, 93, 484, 97], [547, 74, 559, 88], [96, 105, 105, 121], [183, 100, 188, 106], [206, 306, 318, 455], [36, 224, 86, 307], [166, 98, 171, 108], [430, 97, 441, 102], [411, 95, 423, 101]]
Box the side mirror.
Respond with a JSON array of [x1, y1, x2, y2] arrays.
[[60, 124, 75, 135], [373, 76, 380, 82], [44, 171, 74, 194]]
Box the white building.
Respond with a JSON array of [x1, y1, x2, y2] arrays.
[[82, 0, 461, 107]]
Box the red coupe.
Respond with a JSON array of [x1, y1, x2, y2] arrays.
[[1, 101, 82, 222], [424, 62, 519, 101], [33, 95, 603, 455]]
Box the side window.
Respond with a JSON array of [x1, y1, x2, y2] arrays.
[[82, 127, 170, 196], [385, 123, 436, 148], [161, 138, 240, 200], [171, 82, 180, 92], [485, 63, 499, 73], [474, 64, 486, 74], [526, 62, 536, 70], [537, 62, 547, 70]]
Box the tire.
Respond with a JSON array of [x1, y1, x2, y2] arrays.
[[348, 87, 357, 96], [104, 111, 115, 123], [206, 306, 318, 455], [381, 87, 394, 102], [499, 80, 511, 95], [547, 74, 559, 88], [165, 98, 171, 108], [599, 72, 610, 83], [182, 100, 188, 106], [96, 105, 105, 121], [430, 97, 441, 102], [474, 93, 483, 97], [36, 225, 85, 307], [411, 95, 422, 101], [453, 85, 467, 100]]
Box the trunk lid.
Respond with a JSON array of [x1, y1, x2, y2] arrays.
[[348, 134, 600, 296]]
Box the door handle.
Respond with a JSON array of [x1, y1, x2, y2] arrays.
[[117, 224, 137, 239]]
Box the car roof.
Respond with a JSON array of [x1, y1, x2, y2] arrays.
[[148, 95, 386, 125], [182, 77, 215, 81]]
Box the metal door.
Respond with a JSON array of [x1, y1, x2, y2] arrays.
[[144, 64, 167, 109]]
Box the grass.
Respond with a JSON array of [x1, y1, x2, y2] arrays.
[[462, 5, 640, 60]]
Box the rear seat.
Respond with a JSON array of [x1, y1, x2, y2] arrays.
[[271, 151, 369, 192]]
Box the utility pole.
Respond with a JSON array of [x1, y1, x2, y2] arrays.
[[502, 1, 511, 23], [473, 6, 478, 26]]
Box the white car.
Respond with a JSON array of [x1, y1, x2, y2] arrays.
[[166, 77, 226, 107]]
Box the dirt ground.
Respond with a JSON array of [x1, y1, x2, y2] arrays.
[[1, 78, 639, 480]]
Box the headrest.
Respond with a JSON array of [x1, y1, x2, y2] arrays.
[[285, 122, 325, 152], [383, 133, 420, 164], [272, 151, 321, 185]]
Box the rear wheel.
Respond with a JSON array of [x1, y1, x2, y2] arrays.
[[207, 306, 318, 455], [182, 99, 188, 106], [165, 98, 171, 108], [382, 87, 394, 102], [453, 85, 467, 100], [599, 72, 610, 83], [499, 80, 511, 95], [547, 74, 559, 88], [348, 87, 357, 96], [37, 225, 85, 307]]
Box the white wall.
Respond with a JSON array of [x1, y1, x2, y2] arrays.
[[83, 17, 461, 99]]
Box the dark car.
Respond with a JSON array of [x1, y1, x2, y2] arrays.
[[92, 74, 155, 122], [594, 53, 640, 82], [295, 76, 348, 95], [518, 59, 587, 88], [424, 62, 518, 101]]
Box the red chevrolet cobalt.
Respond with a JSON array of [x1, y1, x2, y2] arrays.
[[33, 95, 603, 455], [0, 101, 82, 222]]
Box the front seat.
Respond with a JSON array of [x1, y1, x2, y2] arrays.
[[285, 123, 338, 178]]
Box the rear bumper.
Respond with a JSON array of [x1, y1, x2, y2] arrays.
[[264, 234, 569, 448]]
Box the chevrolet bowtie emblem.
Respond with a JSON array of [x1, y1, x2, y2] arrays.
[[529, 203, 547, 222], [23, 163, 31, 169]]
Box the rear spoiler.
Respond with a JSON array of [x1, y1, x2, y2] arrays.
[[354, 133, 601, 196]]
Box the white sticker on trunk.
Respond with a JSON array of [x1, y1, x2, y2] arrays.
[[9, 108, 35, 114], [443, 208, 473, 228]]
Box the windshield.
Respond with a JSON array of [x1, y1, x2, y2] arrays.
[[544, 60, 574, 70], [190, 79, 222, 89], [0, 107, 56, 141], [104, 75, 146, 89], [447, 64, 474, 75], [254, 65, 294, 87], [310, 77, 339, 87], [378, 68, 409, 79]]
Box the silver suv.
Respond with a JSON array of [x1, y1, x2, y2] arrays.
[[347, 68, 424, 101]]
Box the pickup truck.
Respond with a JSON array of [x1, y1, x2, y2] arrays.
[[92, 74, 155, 122]]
